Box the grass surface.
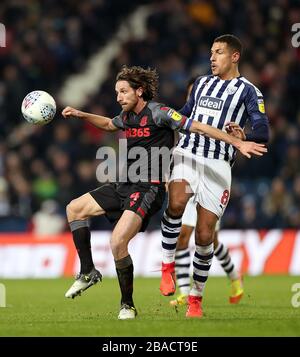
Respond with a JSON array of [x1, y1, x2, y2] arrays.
[[1, 276, 300, 336]]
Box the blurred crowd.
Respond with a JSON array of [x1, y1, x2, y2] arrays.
[[0, 0, 299, 233]]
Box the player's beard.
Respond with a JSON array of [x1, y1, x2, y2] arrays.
[[125, 97, 139, 112]]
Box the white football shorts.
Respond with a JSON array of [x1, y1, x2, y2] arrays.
[[169, 147, 232, 218], [182, 197, 221, 231]]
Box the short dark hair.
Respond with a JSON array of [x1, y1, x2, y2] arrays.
[[213, 34, 243, 57], [116, 65, 159, 100]]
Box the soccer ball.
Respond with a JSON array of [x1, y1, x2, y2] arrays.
[[21, 90, 56, 125]]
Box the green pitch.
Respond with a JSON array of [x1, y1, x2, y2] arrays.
[[1, 276, 300, 336]]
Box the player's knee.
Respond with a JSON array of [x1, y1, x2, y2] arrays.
[[66, 199, 84, 220], [194, 227, 214, 246], [66, 202, 73, 219], [110, 238, 127, 260], [168, 199, 187, 217]]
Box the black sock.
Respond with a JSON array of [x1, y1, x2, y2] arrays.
[[115, 255, 134, 307], [70, 221, 94, 274]]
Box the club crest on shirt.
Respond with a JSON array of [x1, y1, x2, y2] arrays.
[[140, 115, 148, 126], [226, 86, 238, 95]]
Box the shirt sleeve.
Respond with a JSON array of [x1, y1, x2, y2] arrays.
[[152, 105, 192, 133], [112, 111, 126, 130], [179, 76, 202, 116], [244, 85, 269, 142]]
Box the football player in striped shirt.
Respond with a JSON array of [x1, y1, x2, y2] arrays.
[[62, 65, 264, 320], [170, 78, 244, 308], [160, 34, 269, 318]]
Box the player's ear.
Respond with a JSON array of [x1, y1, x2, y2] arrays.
[[232, 51, 240, 64], [137, 87, 143, 97]]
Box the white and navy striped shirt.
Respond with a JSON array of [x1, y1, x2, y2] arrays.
[[178, 75, 268, 164]]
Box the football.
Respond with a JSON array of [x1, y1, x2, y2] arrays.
[[21, 90, 56, 125]]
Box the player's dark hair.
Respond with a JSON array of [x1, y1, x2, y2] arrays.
[[213, 34, 243, 58], [116, 65, 159, 100]]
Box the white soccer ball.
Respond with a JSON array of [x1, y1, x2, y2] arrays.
[[21, 90, 56, 125]]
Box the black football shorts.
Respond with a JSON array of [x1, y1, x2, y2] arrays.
[[89, 182, 165, 232]]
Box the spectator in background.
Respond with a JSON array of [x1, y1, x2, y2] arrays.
[[32, 199, 66, 236], [262, 177, 293, 228], [280, 143, 300, 181], [0, 177, 10, 217], [287, 176, 300, 228], [239, 195, 264, 229], [0, 0, 299, 230]]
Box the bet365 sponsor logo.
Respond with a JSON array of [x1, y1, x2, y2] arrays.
[[0, 23, 6, 47], [291, 283, 300, 307], [291, 23, 300, 48]]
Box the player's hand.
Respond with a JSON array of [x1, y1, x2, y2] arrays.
[[62, 106, 83, 119], [225, 122, 246, 140], [236, 141, 267, 158]]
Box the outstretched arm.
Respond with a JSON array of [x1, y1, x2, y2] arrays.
[[225, 122, 246, 140], [189, 121, 267, 158], [62, 106, 119, 132], [149, 104, 267, 158]]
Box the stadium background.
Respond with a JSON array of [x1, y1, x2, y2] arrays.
[[0, 0, 300, 338], [0, 0, 300, 272], [1, 0, 299, 234]]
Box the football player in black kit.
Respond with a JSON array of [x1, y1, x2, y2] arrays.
[[62, 65, 266, 319]]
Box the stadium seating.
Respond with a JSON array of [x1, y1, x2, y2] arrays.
[[0, 0, 299, 232]]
